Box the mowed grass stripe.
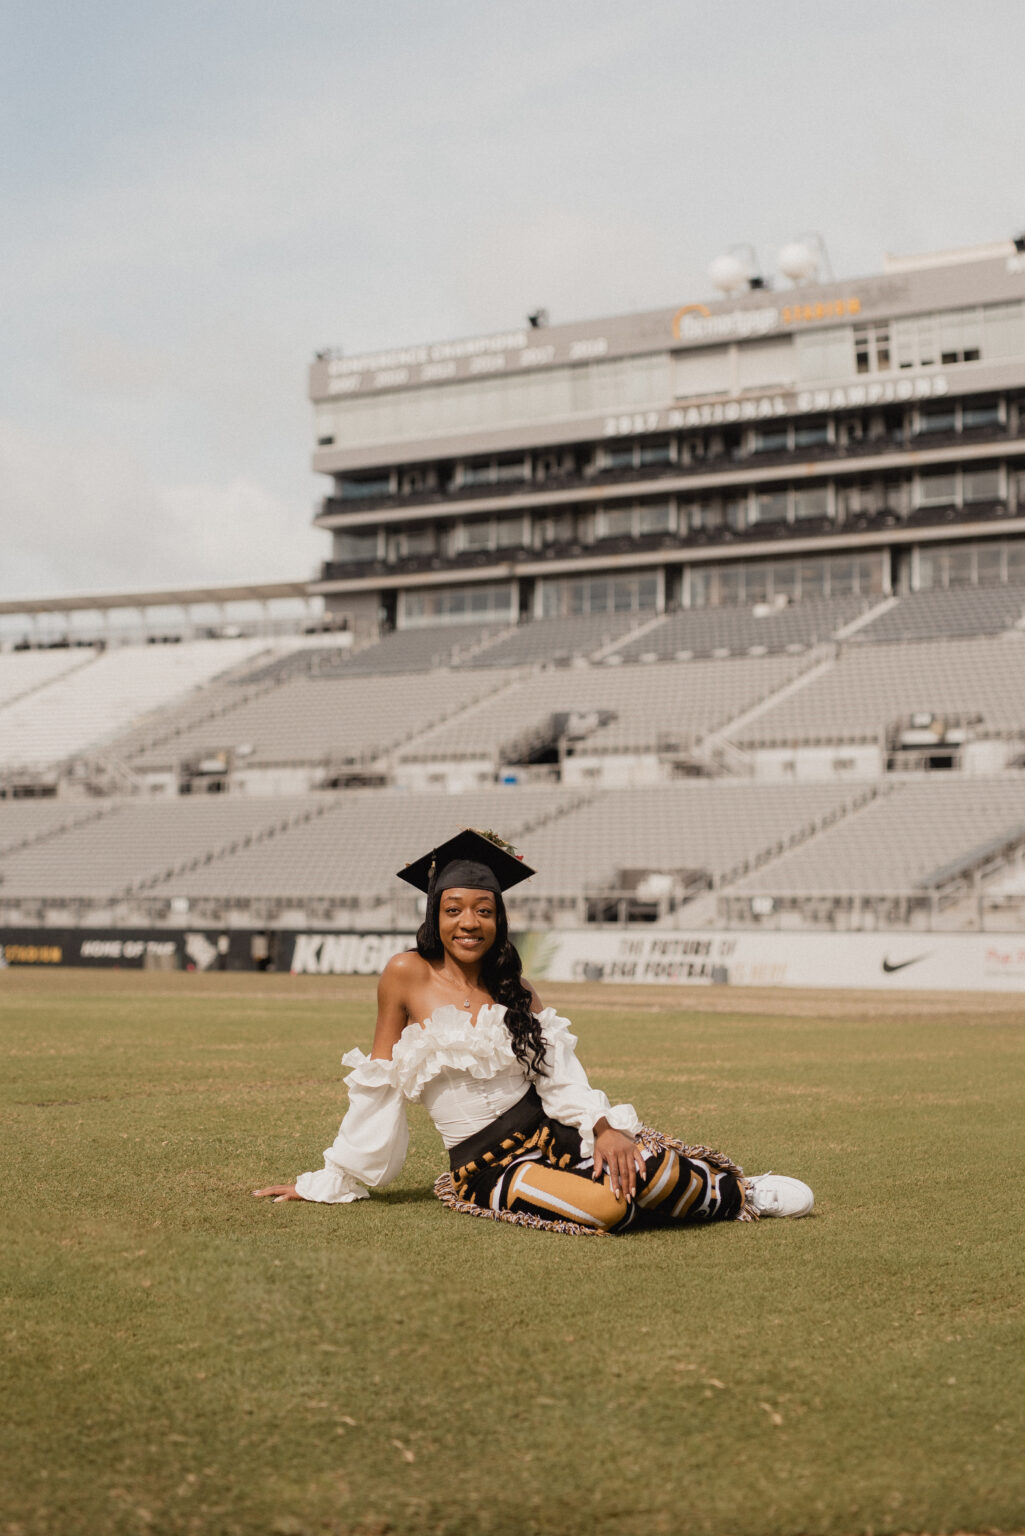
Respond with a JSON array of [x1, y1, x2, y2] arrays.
[[2, 971, 1023, 1536]]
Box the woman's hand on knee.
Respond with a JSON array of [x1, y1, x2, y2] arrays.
[[253, 1184, 305, 1203], [592, 1123, 646, 1201]]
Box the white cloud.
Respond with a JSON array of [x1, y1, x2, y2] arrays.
[[0, 418, 322, 599]]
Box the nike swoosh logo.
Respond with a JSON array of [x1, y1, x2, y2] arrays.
[[882, 953, 932, 974]]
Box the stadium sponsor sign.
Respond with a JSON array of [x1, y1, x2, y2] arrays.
[[518, 929, 1025, 992], [671, 296, 863, 343]]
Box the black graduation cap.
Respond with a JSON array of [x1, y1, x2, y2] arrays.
[[397, 828, 535, 896]]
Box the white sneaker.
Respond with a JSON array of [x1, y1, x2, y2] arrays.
[[744, 1172, 814, 1218]]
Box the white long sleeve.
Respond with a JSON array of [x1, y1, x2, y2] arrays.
[[295, 1051, 409, 1204], [534, 1010, 641, 1157], [293, 1007, 641, 1203]]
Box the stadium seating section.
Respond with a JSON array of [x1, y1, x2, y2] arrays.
[[405, 653, 809, 760], [848, 583, 1025, 644], [611, 594, 872, 661], [0, 638, 272, 771], [1, 583, 1024, 931], [736, 636, 1025, 746], [731, 779, 1025, 897]]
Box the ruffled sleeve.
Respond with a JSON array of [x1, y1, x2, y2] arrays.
[[534, 1009, 641, 1158], [294, 1049, 410, 1204]]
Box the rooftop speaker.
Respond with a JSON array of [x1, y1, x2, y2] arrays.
[[777, 240, 820, 283], [708, 252, 752, 294]]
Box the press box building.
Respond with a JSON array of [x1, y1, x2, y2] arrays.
[[309, 240, 1025, 640]]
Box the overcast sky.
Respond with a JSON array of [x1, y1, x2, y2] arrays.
[[3, 0, 1024, 601]]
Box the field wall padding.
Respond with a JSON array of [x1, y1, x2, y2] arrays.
[[2, 925, 1023, 990]]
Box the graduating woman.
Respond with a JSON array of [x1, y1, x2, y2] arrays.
[[255, 830, 813, 1234]]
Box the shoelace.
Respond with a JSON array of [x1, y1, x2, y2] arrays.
[[747, 1173, 778, 1212]]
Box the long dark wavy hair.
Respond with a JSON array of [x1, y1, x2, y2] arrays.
[[416, 880, 547, 1076]]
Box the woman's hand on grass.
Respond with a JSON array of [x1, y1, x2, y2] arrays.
[[592, 1122, 646, 1201], [253, 1184, 305, 1202]]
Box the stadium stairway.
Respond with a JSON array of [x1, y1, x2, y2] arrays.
[[689, 780, 896, 927], [462, 610, 663, 669], [591, 613, 670, 662], [722, 780, 889, 885], [691, 647, 838, 773], [0, 647, 99, 714], [0, 800, 121, 860], [372, 668, 530, 769], [694, 593, 905, 768], [834, 595, 900, 640], [112, 645, 303, 763], [644, 781, 887, 927]]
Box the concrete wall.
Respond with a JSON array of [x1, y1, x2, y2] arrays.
[[750, 744, 882, 781], [561, 752, 664, 788], [393, 758, 495, 794]]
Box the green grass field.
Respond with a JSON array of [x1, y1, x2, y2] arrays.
[[2, 970, 1023, 1536]]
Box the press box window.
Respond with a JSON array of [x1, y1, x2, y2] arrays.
[[460, 520, 493, 551], [854, 323, 891, 374], [400, 582, 515, 627], [596, 502, 674, 539], [337, 474, 392, 501], [914, 406, 956, 436], [597, 507, 634, 539], [893, 303, 1025, 369], [917, 472, 957, 507], [725, 495, 749, 530], [637, 501, 673, 534], [540, 571, 659, 617], [752, 490, 788, 524], [795, 421, 830, 448], [792, 485, 830, 520], [963, 400, 1002, 430], [600, 439, 674, 471], [462, 463, 494, 488], [396, 527, 435, 557], [975, 545, 1004, 582], [963, 468, 1001, 503], [751, 427, 788, 454], [495, 516, 527, 548], [602, 442, 637, 471], [535, 514, 573, 548], [335, 530, 379, 562], [461, 457, 529, 488]]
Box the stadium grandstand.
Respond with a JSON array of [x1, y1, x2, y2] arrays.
[[2, 237, 1025, 962]]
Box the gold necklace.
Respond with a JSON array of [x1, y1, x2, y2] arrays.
[[441, 969, 473, 1009]]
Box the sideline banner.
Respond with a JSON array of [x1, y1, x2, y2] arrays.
[[0, 928, 265, 971], [3, 926, 1023, 990], [0, 927, 414, 974], [515, 929, 1025, 991]]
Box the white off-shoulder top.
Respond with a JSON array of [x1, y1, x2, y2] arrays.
[[294, 1004, 641, 1204]]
